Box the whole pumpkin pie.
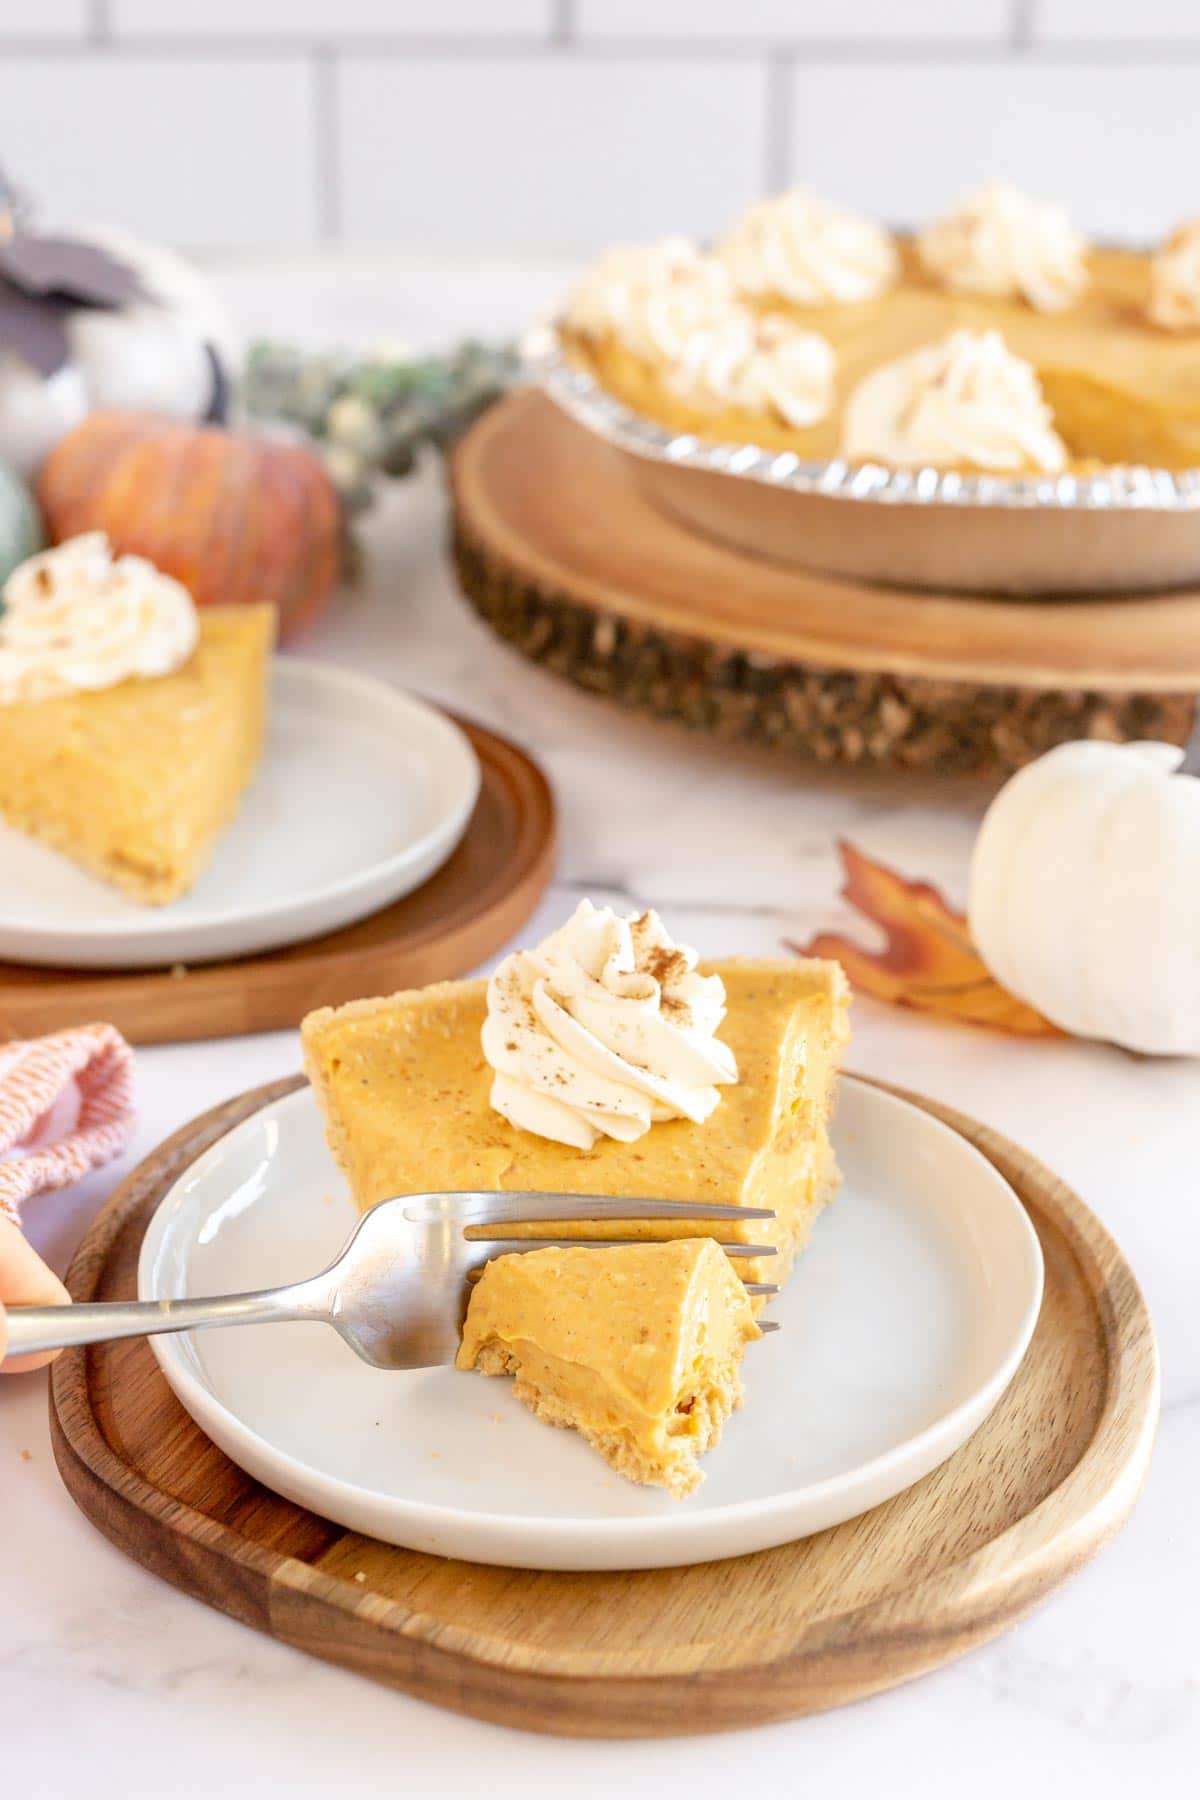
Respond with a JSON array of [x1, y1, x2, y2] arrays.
[[457, 1237, 761, 1497], [559, 186, 1200, 472], [0, 533, 273, 905]]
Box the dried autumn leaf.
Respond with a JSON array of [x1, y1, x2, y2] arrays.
[[790, 841, 1062, 1038]]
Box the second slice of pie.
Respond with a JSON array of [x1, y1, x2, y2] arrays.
[[0, 533, 273, 905]]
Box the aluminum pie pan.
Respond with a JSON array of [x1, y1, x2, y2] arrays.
[[523, 324, 1200, 596]]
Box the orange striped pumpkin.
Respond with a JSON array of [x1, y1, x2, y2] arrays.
[[37, 411, 341, 642]]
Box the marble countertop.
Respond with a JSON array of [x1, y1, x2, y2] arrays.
[[1, 263, 1196, 1798]]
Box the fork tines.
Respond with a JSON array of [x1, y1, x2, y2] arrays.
[[464, 1236, 777, 1260], [401, 1191, 777, 1227], [406, 1191, 782, 1317]]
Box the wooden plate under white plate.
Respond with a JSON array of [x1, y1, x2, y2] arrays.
[[132, 1077, 1044, 1573], [50, 1074, 1158, 1736]]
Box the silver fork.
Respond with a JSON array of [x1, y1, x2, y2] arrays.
[[4, 1193, 780, 1370]]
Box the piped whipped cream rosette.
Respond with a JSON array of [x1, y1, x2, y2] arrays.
[[482, 900, 739, 1150], [0, 531, 198, 706], [918, 183, 1088, 315], [663, 311, 836, 429], [841, 329, 1067, 474], [562, 238, 836, 430], [717, 189, 898, 307], [562, 237, 738, 365], [1148, 220, 1200, 331]]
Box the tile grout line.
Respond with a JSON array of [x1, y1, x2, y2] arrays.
[[764, 50, 793, 193], [3, 36, 1200, 64], [313, 45, 340, 246], [1011, 0, 1035, 53], [552, 0, 574, 48]]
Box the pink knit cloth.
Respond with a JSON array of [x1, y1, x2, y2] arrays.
[[0, 1024, 136, 1227]]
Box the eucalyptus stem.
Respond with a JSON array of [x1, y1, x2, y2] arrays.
[[241, 338, 520, 519]]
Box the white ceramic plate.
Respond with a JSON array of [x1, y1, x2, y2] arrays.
[[138, 1077, 1044, 1572], [0, 661, 480, 970]]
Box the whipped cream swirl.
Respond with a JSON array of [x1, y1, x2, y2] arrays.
[[1148, 220, 1200, 330], [563, 237, 737, 363], [918, 183, 1088, 314], [482, 901, 738, 1151], [841, 330, 1067, 473], [0, 532, 198, 706], [665, 311, 836, 428], [718, 189, 898, 306]]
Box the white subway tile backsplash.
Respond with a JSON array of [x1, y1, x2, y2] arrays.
[[784, 61, 1199, 238], [1035, 0, 1200, 38], [335, 55, 769, 252], [111, 0, 553, 38], [1, 11, 1199, 259], [0, 0, 89, 35], [0, 56, 319, 246], [576, 1, 1012, 44]]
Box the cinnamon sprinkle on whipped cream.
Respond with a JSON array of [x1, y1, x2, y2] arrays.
[[482, 901, 738, 1151]]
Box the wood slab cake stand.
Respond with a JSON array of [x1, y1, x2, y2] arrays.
[[451, 392, 1200, 775], [51, 1074, 1158, 1739], [0, 719, 554, 1046]]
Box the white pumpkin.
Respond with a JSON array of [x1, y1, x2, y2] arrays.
[[0, 226, 240, 478], [968, 739, 1200, 1055]]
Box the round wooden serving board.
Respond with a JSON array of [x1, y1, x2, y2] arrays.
[[452, 392, 1200, 774], [50, 1074, 1158, 1738], [0, 719, 554, 1047]]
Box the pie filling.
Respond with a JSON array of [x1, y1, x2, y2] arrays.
[[562, 242, 1200, 473], [457, 1238, 761, 1498], [0, 605, 273, 906]]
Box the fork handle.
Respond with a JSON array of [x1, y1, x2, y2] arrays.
[[3, 1288, 314, 1359]]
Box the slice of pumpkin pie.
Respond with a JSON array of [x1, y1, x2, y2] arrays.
[[301, 904, 849, 1290], [457, 1238, 760, 1496], [0, 533, 273, 905], [303, 901, 848, 1494]]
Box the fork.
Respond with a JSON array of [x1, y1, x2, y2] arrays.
[[3, 1193, 780, 1370]]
